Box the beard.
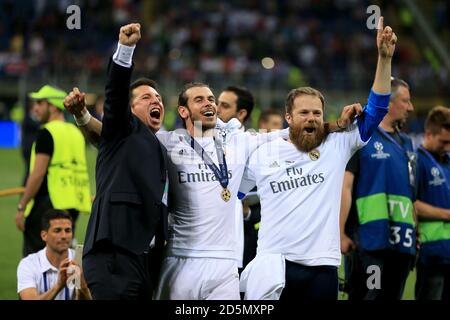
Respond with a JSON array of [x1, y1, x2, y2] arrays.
[[188, 110, 217, 132], [38, 108, 51, 124], [190, 117, 216, 132], [289, 122, 326, 153]]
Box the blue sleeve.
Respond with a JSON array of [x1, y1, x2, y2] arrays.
[[357, 89, 391, 142]]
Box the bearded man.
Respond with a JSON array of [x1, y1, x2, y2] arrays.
[[238, 17, 397, 300]]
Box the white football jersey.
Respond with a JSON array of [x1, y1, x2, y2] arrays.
[[240, 124, 366, 266], [157, 128, 283, 259]]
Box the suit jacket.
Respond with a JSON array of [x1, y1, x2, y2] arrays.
[[83, 59, 168, 256]]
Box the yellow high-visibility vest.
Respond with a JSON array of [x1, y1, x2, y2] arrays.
[[26, 120, 91, 216]]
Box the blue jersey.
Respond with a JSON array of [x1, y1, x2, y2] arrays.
[[355, 128, 417, 255], [416, 147, 450, 265]]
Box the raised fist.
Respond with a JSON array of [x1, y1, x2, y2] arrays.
[[64, 87, 86, 117], [119, 23, 141, 46]]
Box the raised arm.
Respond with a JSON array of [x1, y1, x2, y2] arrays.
[[372, 17, 396, 94], [64, 89, 103, 146], [64, 23, 141, 143], [330, 17, 396, 137], [354, 16, 396, 142]]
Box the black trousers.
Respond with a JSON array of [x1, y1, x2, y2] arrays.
[[415, 262, 450, 300], [345, 249, 413, 300], [23, 196, 52, 256], [83, 242, 163, 300], [23, 195, 79, 257], [279, 260, 338, 300]]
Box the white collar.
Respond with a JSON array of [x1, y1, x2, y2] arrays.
[[39, 247, 73, 273], [215, 118, 242, 131]]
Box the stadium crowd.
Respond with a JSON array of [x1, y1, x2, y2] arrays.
[[0, 0, 448, 96]]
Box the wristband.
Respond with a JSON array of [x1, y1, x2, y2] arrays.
[[74, 111, 92, 127]]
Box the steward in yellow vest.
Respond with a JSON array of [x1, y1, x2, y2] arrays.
[[15, 85, 91, 256]]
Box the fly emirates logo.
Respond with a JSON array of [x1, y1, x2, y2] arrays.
[[178, 164, 233, 184], [270, 166, 325, 193]]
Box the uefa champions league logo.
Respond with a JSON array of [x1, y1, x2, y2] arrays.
[[374, 141, 383, 152], [431, 167, 440, 178], [371, 141, 390, 159], [429, 166, 445, 186]]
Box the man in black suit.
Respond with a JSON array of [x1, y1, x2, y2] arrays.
[[63, 23, 168, 300]]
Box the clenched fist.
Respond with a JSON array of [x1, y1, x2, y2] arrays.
[[119, 23, 141, 46], [64, 87, 86, 117]]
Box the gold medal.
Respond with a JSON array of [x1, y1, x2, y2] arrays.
[[221, 188, 231, 202]]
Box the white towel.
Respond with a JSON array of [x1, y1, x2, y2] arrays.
[[235, 200, 244, 268], [240, 253, 286, 300]]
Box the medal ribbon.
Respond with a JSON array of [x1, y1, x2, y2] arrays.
[[43, 271, 70, 300], [186, 135, 229, 189], [378, 127, 417, 189]]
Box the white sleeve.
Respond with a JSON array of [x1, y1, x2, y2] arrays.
[[238, 156, 257, 195], [17, 259, 37, 293], [156, 130, 172, 146], [215, 118, 225, 129], [215, 118, 242, 131], [244, 128, 288, 158], [112, 42, 136, 68], [339, 122, 369, 159]]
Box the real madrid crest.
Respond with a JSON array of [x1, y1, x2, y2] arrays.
[[309, 149, 320, 161]]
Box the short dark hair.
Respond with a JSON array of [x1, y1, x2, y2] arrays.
[[258, 108, 283, 125], [391, 77, 409, 101], [222, 86, 254, 122], [178, 82, 210, 107], [130, 78, 159, 98], [41, 209, 73, 231], [285, 87, 325, 114], [425, 106, 450, 134]]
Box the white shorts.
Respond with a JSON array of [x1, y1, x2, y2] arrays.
[[155, 256, 240, 300]]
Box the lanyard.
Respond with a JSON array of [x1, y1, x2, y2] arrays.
[[378, 127, 416, 189], [418, 146, 450, 193], [378, 127, 409, 154], [185, 135, 229, 189], [43, 271, 70, 300]]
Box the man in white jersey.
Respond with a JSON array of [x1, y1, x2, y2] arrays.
[[66, 24, 359, 300], [155, 83, 360, 299], [154, 83, 286, 299], [238, 17, 397, 300]]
